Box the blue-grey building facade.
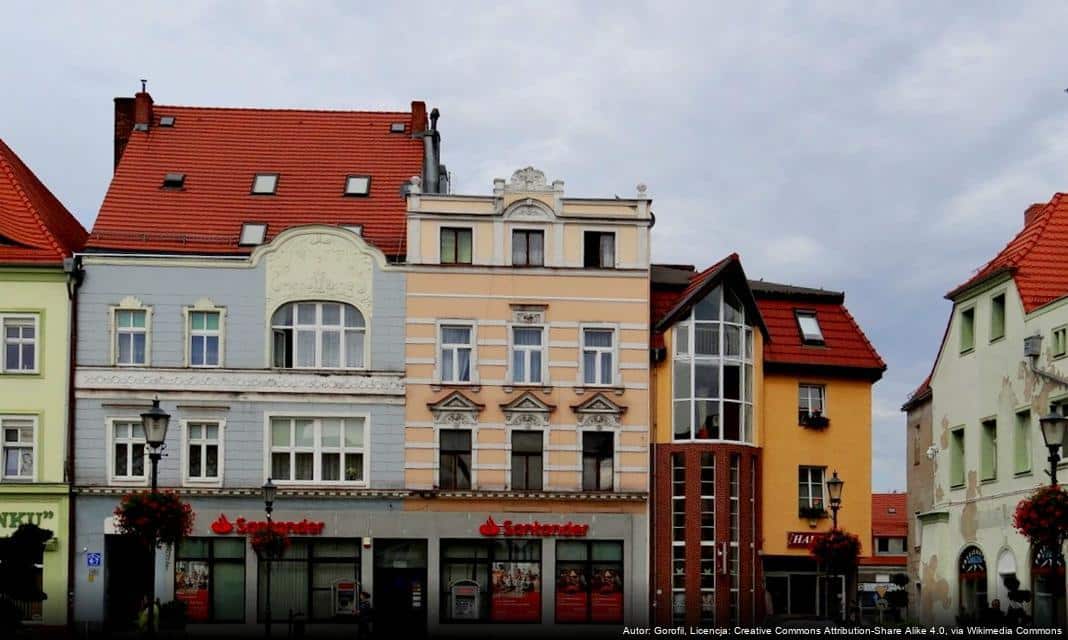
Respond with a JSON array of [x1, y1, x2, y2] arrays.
[[72, 226, 411, 631]]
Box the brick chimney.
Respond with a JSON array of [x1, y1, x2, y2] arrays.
[[1025, 203, 1046, 227], [113, 97, 135, 171], [134, 90, 154, 130], [410, 100, 428, 134]]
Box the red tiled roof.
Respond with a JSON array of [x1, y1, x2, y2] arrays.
[[88, 103, 425, 257], [872, 493, 907, 537], [0, 138, 87, 265], [755, 296, 886, 375], [859, 556, 907, 567], [946, 193, 1068, 312]]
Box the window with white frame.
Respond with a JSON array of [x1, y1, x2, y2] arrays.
[[112, 420, 146, 481], [2, 315, 38, 373], [581, 328, 615, 386], [269, 417, 366, 484], [271, 302, 365, 369], [440, 324, 473, 383], [798, 466, 825, 511], [672, 286, 755, 442], [115, 309, 148, 365], [189, 310, 222, 367], [511, 326, 544, 384], [186, 422, 221, 482], [1, 417, 35, 480], [798, 384, 826, 421]]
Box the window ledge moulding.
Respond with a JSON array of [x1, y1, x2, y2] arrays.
[[73, 485, 413, 499], [406, 489, 648, 502], [75, 366, 405, 396]]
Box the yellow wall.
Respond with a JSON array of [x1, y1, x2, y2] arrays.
[[761, 373, 873, 556]]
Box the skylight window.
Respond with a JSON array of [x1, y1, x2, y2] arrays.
[[390, 123, 406, 133], [159, 116, 175, 127], [238, 223, 268, 246], [251, 174, 279, 195], [344, 175, 371, 196], [796, 311, 824, 345], [162, 172, 186, 189]]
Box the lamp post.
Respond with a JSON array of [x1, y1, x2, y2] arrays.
[[1039, 409, 1066, 485], [263, 478, 277, 639], [825, 470, 845, 621], [139, 398, 170, 638]]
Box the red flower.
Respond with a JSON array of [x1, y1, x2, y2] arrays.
[[114, 490, 194, 548]]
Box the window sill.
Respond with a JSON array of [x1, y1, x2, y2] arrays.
[[980, 477, 998, 485], [1014, 470, 1033, 478], [1054, 353, 1068, 361], [432, 382, 481, 392], [989, 336, 1005, 345], [0, 370, 40, 376], [950, 483, 965, 490], [574, 385, 625, 396], [959, 348, 974, 356]]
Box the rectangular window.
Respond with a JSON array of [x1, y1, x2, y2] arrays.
[[671, 453, 686, 543], [510, 431, 543, 490], [175, 537, 246, 622], [115, 308, 148, 365], [1, 417, 35, 480], [980, 419, 997, 481], [583, 231, 615, 269], [2, 315, 38, 373], [798, 384, 826, 421], [186, 422, 221, 483], [511, 326, 544, 384], [555, 540, 624, 624], [990, 293, 1006, 342], [189, 311, 221, 367], [511, 230, 545, 267], [960, 307, 975, 353], [582, 328, 615, 386], [798, 466, 825, 511], [1054, 326, 1068, 358], [440, 227, 473, 264], [875, 537, 906, 555], [795, 311, 824, 345], [269, 417, 366, 484], [582, 431, 613, 491], [440, 539, 540, 623], [440, 325, 473, 383], [440, 429, 472, 490], [1015, 409, 1032, 474], [257, 540, 361, 623], [950, 427, 965, 488], [112, 420, 146, 481]]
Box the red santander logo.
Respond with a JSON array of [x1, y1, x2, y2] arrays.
[[478, 516, 588, 538], [479, 516, 501, 536], [210, 514, 234, 535]]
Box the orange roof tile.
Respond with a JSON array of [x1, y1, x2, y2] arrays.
[[872, 493, 907, 537], [0, 138, 87, 265], [88, 103, 425, 257]]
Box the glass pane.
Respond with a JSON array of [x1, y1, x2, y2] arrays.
[[322, 419, 341, 447], [673, 361, 691, 399], [345, 419, 364, 447], [442, 327, 470, 344], [294, 420, 314, 447], [744, 365, 753, 402], [514, 328, 541, 346], [584, 329, 613, 347], [205, 445, 218, 477], [322, 453, 340, 480], [557, 541, 587, 561], [592, 542, 623, 561], [530, 350, 542, 383], [724, 290, 743, 323], [694, 362, 719, 398], [5, 449, 19, 476], [441, 229, 457, 261], [512, 231, 528, 265], [191, 312, 205, 331], [724, 325, 742, 357], [345, 330, 364, 367], [297, 303, 317, 324], [205, 336, 219, 364], [695, 324, 719, 355], [513, 431, 542, 452], [271, 452, 291, 480], [694, 287, 720, 321], [458, 231, 472, 263], [131, 445, 144, 476], [529, 231, 544, 265], [211, 537, 243, 558], [22, 345, 34, 370], [442, 348, 454, 380], [441, 430, 471, 451], [321, 303, 341, 325], [600, 352, 612, 384], [723, 364, 740, 400], [599, 232, 614, 266], [4, 344, 16, 369], [457, 349, 471, 381], [675, 324, 689, 355], [745, 328, 753, 360], [321, 330, 340, 367], [296, 331, 316, 367], [205, 424, 218, 440], [723, 401, 741, 441], [133, 334, 146, 363], [295, 453, 314, 480], [131, 311, 146, 328], [345, 454, 363, 481], [674, 400, 691, 439], [271, 419, 290, 446], [583, 351, 596, 384], [114, 443, 127, 476], [695, 400, 720, 439], [344, 306, 365, 328], [272, 304, 293, 326], [190, 335, 204, 366], [213, 562, 245, 621], [205, 312, 220, 331], [189, 445, 202, 477], [513, 349, 525, 382]]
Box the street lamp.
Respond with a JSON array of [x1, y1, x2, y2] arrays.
[[139, 397, 170, 638], [826, 470, 844, 530], [263, 478, 276, 638], [1040, 410, 1067, 485]]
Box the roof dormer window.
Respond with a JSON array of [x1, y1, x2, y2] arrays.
[[796, 311, 824, 345], [238, 222, 267, 246], [162, 173, 186, 189], [251, 173, 279, 195], [344, 175, 371, 196]]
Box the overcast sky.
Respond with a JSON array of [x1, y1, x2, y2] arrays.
[[5, 2, 1067, 492]]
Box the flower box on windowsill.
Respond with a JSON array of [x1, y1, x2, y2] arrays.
[[799, 413, 830, 429], [799, 506, 829, 520]]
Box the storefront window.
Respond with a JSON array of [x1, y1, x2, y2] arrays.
[[441, 539, 541, 623], [175, 537, 245, 622], [555, 540, 624, 624], [257, 539, 361, 623]]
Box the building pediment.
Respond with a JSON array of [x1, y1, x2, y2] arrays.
[[428, 390, 484, 426], [500, 391, 555, 428], [571, 393, 626, 429]]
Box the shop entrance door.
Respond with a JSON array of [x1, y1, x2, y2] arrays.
[[104, 534, 153, 631], [373, 539, 428, 637]]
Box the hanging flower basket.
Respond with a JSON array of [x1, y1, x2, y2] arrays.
[[1013, 484, 1068, 547], [810, 529, 862, 573], [250, 526, 290, 560], [114, 490, 194, 548]]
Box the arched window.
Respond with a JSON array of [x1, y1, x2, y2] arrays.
[[958, 546, 988, 621], [672, 285, 755, 442], [1031, 545, 1066, 627], [271, 302, 365, 369]]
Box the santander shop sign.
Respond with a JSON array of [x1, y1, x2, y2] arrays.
[[478, 516, 589, 538], [210, 513, 325, 536]]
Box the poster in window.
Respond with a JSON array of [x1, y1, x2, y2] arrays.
[[490, 562, 541, 622], [555, 566, 588, 623], [175, 560, 210, 622], [590, 566, 623, 623]]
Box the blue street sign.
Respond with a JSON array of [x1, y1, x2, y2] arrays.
[[86, 552, 102, 567]]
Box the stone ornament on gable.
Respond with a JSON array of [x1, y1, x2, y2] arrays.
[[429, 390, 484, 426], [508, 167, 550, 192], [572, 392, 626, 429], [500, 391, 554, 428], [262, 230, 374, 313]]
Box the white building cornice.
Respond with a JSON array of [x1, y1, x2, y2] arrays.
[[75, 366, 405, 396]]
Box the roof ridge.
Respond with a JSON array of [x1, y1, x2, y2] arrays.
[[156, 104, 413, 116], [837, 303, 887, 370], [0, 139, 65, 260]]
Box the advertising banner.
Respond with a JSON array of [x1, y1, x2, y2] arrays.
[[490, 562, 541, 622], [590, 566, 623, 623], [555, 566, 588, 623], [174, 560, 210, 622]]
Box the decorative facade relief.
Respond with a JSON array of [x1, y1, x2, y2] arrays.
[[572, 393, 626, 429], [501, 391, 555, 428], [76, 367, 404, 396], [429, 390, 484, 426]]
